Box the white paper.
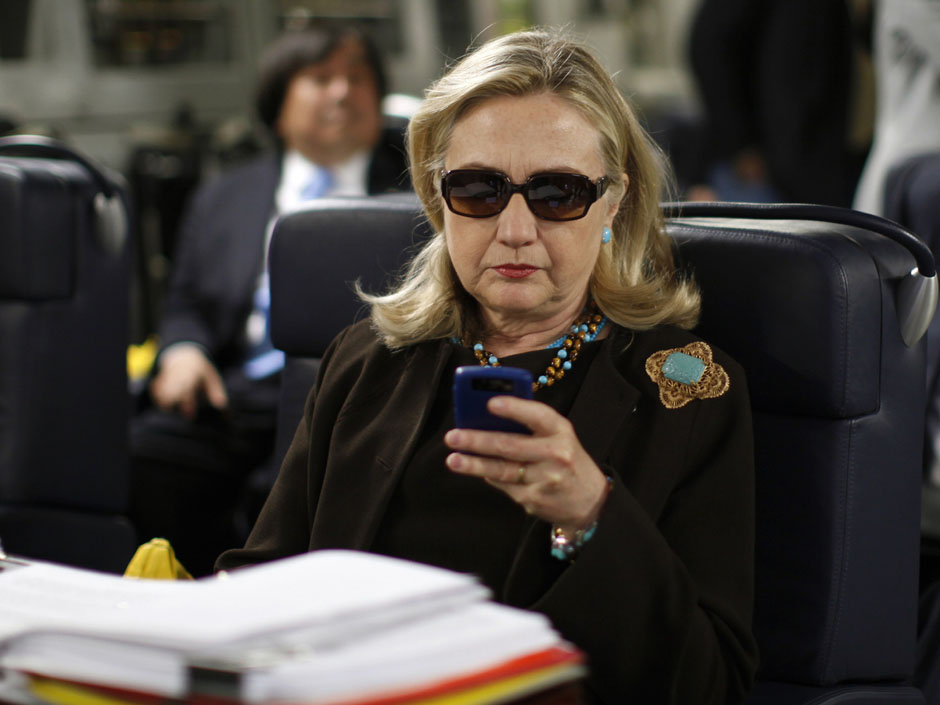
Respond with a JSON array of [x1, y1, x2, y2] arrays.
[[1, 550, 555, 701]]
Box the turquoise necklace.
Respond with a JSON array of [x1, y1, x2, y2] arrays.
[[459, 300, 607, 392]]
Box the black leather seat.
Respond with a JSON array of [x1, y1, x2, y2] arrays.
[[0, 137, 138, 573], [884, 153, 940, 547], [268, 195, 933, 703], [268, 193, 430, 464], [667, 201, 933, 703]]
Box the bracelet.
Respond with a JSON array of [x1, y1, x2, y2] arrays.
[[549, 475, 613, 562], [550, 522, 598, 561]]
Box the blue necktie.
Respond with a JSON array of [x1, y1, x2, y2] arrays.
[[242, 168, 333, 379], [242, 270, 282, 379], [300, 167, 333, 202]]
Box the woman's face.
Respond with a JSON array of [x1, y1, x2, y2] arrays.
[[443, 93, 622, 330]]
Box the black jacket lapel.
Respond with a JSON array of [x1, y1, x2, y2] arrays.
[[568, 331, 641, 465], [311, 340, 454, 550]]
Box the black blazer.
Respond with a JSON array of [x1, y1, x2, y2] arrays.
[[157, 127, 410, 380], [219, 321, 758, 704]]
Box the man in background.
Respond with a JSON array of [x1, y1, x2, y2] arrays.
[[129, 25, 411, 576]]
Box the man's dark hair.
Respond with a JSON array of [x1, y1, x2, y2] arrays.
[[254, 26, 387, 133]]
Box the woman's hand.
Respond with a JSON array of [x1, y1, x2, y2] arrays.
[[444, 395, 609, 533]]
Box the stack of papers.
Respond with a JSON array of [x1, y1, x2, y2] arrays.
[[0, 550, 583, 704]]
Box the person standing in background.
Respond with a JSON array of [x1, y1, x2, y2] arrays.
[[687, 0, 869, 206]]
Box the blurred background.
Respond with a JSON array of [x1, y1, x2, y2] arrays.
[[0, 0, 700, 169], [0, 0, 874, 345]]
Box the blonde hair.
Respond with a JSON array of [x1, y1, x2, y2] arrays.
[[361, 27, 700, 347]]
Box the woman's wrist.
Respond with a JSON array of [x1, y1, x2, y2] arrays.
[[559, 471, 613, 533], [550, 474, 613, 561]]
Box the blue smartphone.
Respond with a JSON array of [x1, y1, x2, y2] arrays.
[[453, 366, 533, 434]]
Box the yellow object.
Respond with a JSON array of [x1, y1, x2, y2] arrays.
[[28, 677, 137, 705], [126, 336, 158, 381], [24, 665, 580, 705], [123, 538, 193, 580]]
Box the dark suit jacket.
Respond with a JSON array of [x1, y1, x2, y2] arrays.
[[157, 126, 410, 392], [219, 321, 758, 704]]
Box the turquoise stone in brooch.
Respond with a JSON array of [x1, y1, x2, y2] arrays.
[[661, 352, 706, 385]]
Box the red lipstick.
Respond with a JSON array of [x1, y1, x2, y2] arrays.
[[494, 264, 537, 279]]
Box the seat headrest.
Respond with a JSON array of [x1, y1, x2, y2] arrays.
[[271, 199, 913, 421], [0, 159, 87, 300], [269, 193, 429, 356], [668, 217, 888, 419]]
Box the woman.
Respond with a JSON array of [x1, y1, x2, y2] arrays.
[[218, 28, 758, 704]]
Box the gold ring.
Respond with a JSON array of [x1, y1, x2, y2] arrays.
[[517, 465, 527, 484]]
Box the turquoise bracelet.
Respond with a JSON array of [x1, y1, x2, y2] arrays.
[[550, 521, 598, 561]]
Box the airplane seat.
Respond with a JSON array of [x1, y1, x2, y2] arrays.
[[668, 201, 932, 704], [884, 152, 940, 545], [266, 195, 932, 703], [0, 136, 138, 572], [240, 193, 429, 520]]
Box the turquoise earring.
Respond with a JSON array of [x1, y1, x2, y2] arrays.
[[602, 226, 612, 244]]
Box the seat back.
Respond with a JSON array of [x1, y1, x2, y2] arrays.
[[0, 137, 137, 572], [884, 152, 940, 257], [268, 193, 430, 462], [885, 152, 940, 492], [268, 196, 928, 703], [667, 202, 927, 703]]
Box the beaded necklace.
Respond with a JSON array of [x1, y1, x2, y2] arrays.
[[460, 301, 607, 392]]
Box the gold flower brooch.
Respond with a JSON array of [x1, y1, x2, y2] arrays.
[[645, 342, 730, 409]]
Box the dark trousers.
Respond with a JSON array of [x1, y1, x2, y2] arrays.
[[129, 379, 279, 577]]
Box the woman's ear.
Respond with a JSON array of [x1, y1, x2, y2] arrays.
[[607, 172, 629, 221]]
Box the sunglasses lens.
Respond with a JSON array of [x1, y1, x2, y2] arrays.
[[444, 171, 507, 217], [442, 171, 599, 221], [526, 174, 592, 221]]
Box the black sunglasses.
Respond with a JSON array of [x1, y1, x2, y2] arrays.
[[440, 169, 610, 222]]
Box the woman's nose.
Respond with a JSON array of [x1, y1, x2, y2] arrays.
[[496, 193, 538, 247]]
